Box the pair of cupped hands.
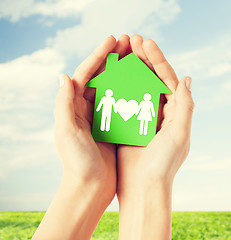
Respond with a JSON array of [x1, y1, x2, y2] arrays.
[[54, 34, 194, 211]]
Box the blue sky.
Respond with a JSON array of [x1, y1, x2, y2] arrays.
[[0, 0, 231, 211]]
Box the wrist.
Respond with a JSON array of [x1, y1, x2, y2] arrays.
[[61, 170, 115, 208], [33, 170, 112, 240], [118, 182, 173, 240], [117, 178, 173, 202]]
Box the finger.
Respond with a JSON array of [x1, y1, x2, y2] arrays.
[[156, 94, 167, 132], [130, 34, 154, 71], [83, 87, 96, 103], [172, 76, 194, 143], [72, 35, 117, 93], [113, 34, 130, 59], [94, 34, 130, 77], [85, 100, 94, 125], [84, 34, 131, 103], [54, 74, 75, 130], [125, 40, 132, 56], [142, 38, 178, 93]]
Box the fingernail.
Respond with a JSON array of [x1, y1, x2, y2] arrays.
[[186, 77, 192, 91], [59, 74, 65, 87]]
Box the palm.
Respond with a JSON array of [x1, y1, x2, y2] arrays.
[[66, 35, 131, 199], [116, 35, 186, 192], [117, 97, 176, 187], [72, 79, 117, 187]]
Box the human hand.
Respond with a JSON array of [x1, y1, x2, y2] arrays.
[[33, 35, 132, 240], [116, 35, 194, 239], [117, 35, 194, 194], [54, 35, 131, 203]]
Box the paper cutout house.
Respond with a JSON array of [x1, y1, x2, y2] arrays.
[[85, 52, 172, 146]]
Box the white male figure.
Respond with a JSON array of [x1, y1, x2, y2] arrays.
[[96, 89, 117, 132]]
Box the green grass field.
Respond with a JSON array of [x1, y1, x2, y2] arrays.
[[0, 211, 230, 239]]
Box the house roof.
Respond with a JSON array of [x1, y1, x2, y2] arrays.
[[85, 52, 172, 95]]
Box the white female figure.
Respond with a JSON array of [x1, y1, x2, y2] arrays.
[[136, 93, 155, 135]]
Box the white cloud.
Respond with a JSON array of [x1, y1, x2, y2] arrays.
[[0, 120, 57, 178], [172, 153, 231, 211], [0, 47, 65, 108], [0, 0, 180, 28], [7, 0, 231, 212], [173, 188, 231, 211], [206, 62, 231, 78], [0, 191, 56, 211], [0, 0, 95, 22], [48, 0, 181, 58], [0, 0, 181, 181], [0, 47, 65, 178], [0, 140, 57, 179], [168, 35, 231, 111], [183, 155, 231, 171], [169, 34, 231, 80]]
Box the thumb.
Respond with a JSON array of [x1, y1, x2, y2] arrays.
[[173, 76, 194, 142], [54, 74, 75, 130]]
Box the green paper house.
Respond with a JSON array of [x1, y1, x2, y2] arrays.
[[85, 52, 172, 146]]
